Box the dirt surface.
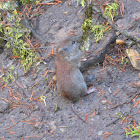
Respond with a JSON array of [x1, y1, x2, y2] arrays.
[[0, 0, 140, 140]]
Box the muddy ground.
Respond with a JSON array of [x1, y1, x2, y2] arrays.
[[0, 0, 140, 140]]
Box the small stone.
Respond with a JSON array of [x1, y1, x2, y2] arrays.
[[64, 11, 68, 15], [34, 122, 43, 129], [116, 39, 126, 45], [97, 131, 104, 136], [102, 100, 107, 105], [60, 128, 65, 132]]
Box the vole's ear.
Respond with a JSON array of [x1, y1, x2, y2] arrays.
[[59, 47, 68, 53], [58, 47, 67, 56], [58, 48, 63, 55]]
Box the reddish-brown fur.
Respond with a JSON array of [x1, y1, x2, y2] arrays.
[[55, 37, 87, 101]]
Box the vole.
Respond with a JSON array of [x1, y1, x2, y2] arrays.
[[55, 37, 87, 101]]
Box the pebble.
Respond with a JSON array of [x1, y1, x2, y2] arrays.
[[97, 131, 104, 136], [102, 100, 107, 105], [34, 122, 43, 129]]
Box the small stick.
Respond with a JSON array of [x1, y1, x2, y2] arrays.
[[71, 104, 86, 123], [109, 93, 140, 110]]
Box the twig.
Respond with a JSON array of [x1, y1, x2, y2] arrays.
[[71, 104, 86, 123], [8, 112, 32, 130], [106, 117, 120, 127], [109, 92, 140, 110]]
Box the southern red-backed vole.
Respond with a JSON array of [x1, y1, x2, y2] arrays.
[[55, 37, 87, 101]]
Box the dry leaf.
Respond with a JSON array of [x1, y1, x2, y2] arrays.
[[126, 49, 140, 70]]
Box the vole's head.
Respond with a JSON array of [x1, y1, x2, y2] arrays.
[[57, 37, 81, 61]]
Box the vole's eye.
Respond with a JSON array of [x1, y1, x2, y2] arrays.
[[72, 41, 75, 44]]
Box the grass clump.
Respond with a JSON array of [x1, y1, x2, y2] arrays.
[[91, 25, 106, 42], [81, 1, 119, 43], [125, 126, 140, 140], [104, 1, 119, 20], [19, 0, 41, 5], [76, 0, 86, 7], [81, 18, 92, 39], [81, 2, 110, 43], [121, 56, 129, 66], [0, 1, 41, 72], [81, 18, 107, 43], [1, 66, 17, 85], [80, 0, 86, 7]]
